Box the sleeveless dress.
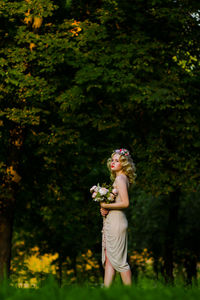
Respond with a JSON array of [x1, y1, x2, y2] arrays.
[[102, 176, 130, 272]]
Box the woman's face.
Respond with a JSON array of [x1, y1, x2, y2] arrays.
[[110, 154, 122, 172]]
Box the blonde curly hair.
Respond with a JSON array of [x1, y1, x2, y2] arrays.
[[107, 150, 137, 184]]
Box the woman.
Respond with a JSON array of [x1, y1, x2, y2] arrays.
[[100, 148, 136, 287]]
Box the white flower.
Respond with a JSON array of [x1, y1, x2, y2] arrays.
[[115, 149, 120, 153], [108, 193, 115, 200], [95, 198, 102, 202], [108, 196, 115, 202], [99, 187, 108, 196]]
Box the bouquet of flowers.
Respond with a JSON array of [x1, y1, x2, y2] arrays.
[[90, 183, 118, 203]]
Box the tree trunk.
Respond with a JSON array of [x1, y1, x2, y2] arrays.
[[0, 195, 15, 280], [0, 127, 23, 280], [184, 254, 198, 286], [163, 189, 180, 284], [71, 254, 77, 279], [58, 255, 62, 287], [153, 256, 159, 280]]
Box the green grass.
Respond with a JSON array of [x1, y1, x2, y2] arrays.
[[0, 277, 199, 300]]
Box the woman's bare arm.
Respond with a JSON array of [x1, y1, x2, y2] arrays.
[[100, 175, 129, 210]]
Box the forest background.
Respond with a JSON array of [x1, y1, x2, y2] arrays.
[[0, 0, 200, 287]]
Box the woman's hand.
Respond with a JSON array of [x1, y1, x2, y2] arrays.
[[100, 202, 107, 209], [100, 207, 109, 217]]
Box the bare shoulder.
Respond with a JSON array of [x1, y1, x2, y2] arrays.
[[115, 174, 128, 185]]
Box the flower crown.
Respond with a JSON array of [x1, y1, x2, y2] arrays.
[[114, 148, 130, 156]]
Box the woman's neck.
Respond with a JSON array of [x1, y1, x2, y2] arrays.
[[116, 170, 125, 177]]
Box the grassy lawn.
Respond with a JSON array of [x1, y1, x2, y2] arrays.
[[0, 277, 200, 300]]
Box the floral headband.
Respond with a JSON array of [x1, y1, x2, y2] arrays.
[[114, 148, 130, 156]]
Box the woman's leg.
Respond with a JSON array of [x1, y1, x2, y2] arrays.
[[120, 268, 132, 285], [104, 250, 116, 287]]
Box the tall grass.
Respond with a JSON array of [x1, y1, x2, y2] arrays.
[[0, 276, 199, 300]]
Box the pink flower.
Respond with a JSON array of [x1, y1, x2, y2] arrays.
[[90, 185, 97, 193], [112, 188, 118, 195], [92, 192, 97, 198]]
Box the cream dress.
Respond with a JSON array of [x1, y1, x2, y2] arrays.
[[102, 175, 130, 272]]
